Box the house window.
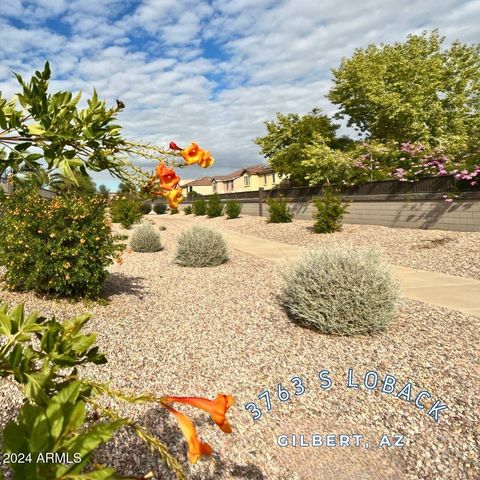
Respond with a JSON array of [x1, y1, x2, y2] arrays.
[[212, 181, 217, 193], [244, 175, 250, 187], [264, 174, 267, 185], [272, 173, 276, 184]]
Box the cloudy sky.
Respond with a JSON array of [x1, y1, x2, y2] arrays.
[[1, 0, 479, 189]]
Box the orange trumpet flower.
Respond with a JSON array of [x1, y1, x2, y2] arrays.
[[161, 394, 234, 433], [181, 142, 204, 165], [163, 403, 213, 464], [198, 150, 215, 168], [155, 161, 180, 190], [163, 188, 184, 209]]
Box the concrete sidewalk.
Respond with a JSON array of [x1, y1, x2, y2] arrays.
[[159, 215, 480, 318]]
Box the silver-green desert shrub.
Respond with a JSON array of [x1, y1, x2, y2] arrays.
[[282, 247, 398, 335], [130, 224, 163, 252], [174, 226, 228, 267]]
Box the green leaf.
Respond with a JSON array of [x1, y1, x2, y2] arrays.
[[59, 466, 116, 479], [27, 123, 46, 135], [68, 158, 85, 168], [46, 383, 83, 441], [25, 373, 50, 406], [0, 311, 12, 336]]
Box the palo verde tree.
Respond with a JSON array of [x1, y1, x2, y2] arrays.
[[254, 108, 340, 185], [327, 30, 480, 157]]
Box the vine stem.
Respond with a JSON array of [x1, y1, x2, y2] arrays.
[[86, 398, 186, 480]]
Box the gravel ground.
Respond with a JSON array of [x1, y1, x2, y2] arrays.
[[0, 219, 479, 480], [195, 215, 480, 281]]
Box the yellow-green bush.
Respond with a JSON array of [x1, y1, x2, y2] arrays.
[[0, 187, 125, 299], [110, 196, 143, 228]]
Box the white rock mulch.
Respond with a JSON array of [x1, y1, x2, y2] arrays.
[[198, 215, 480, 281], [0, 222, 478, 479]]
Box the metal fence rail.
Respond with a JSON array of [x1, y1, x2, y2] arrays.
[[178, 175, 477, 203]]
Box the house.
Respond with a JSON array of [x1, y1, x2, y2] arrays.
[[182, 163, 282, 195], [182, 176, 216, 195]]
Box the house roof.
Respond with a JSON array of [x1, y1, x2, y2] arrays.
[[245, 163, 272, 174], [214, 163, 273, 182], [183, 163, 274, 187], [182, 176, 214, 187], [214, 169, 244, 181]]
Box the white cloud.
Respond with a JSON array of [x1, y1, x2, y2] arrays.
[[1, 0, 479, 189]]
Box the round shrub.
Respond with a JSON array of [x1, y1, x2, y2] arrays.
[[0, 187, 125, 299], [281, 247, 399, 335], [225, 201, 242, 219], [140, 201, 152, 215], [313, 189, 347, 233], [192, 198, 207, 215], [174, 226, 228, 267], [130, 224, 162, 252], [267, 197, 293, 223], [207, 194, 224, 217], [183, 205, 193, 215], [169, 207, 179, 215], [110, 196, 143, 228], [153, 203, 167, 214]]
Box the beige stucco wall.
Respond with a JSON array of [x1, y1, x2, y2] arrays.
[[182, 198, 480, 232], [187, 184, 214, 195], [227, 172, 283, 192]]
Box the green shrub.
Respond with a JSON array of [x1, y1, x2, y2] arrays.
[[193, 198, 207, 215], [184, 205, 193, 215], [110, 196, 143, 228], [281, 247, 399, 335], [175, 226, 228, 267], [170, 207, 179, 215], [267, 197, 293, 223], [207, 194, 224, 217], [0, 188, 125, 299], [153, 202, 167, 214], [130, 224, 162, 252], [140, 201, 152, 215], [225, 201, 242, 219], [313, 188, 347, 233]]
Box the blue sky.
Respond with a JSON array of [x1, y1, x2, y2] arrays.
[[1, 0, 479, 190]]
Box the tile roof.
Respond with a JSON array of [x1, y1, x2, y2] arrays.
[[245, 163, 272, 174], [214, 163, 272, 181], [183, 163, 274, 186], [182, 176, 214, 187]]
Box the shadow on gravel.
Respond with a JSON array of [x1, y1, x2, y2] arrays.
[[102, 273, 147, 299], [93, 406, 266, 479], [190, 460, 266, 480]]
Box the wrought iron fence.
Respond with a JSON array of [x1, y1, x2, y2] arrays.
[[181, 175, 478, 203]]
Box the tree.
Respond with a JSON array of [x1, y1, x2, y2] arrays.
[[97, 184, 110, 198], [255, 108, 339, 185], [328, 30, 480, 156], [301, 134, 353, 186], [117, 181, 136, 194], [0, 63, 135, 186], [54, 172, 97, 196]]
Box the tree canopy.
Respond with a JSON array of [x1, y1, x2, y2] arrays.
[[254, 108, 339, 185], [327, 30, 480, 156]]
